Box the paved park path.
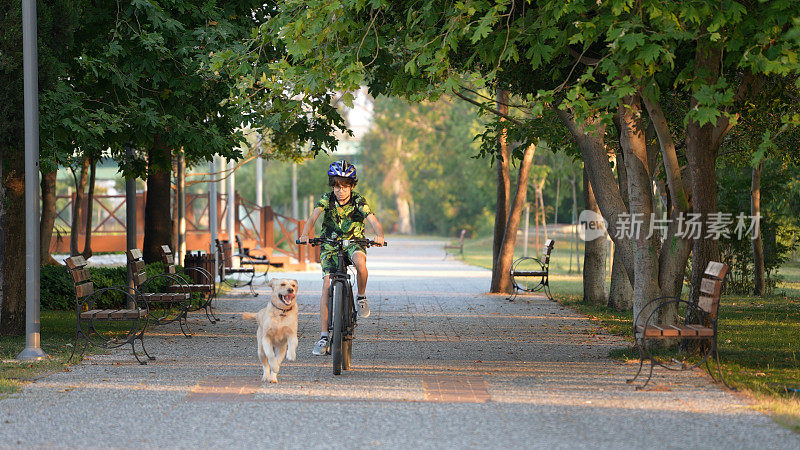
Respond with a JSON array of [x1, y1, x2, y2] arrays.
[[2, 238, 798, 448]]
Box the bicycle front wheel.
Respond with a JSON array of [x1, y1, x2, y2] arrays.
[[331, 281, 345, 375], [342, 339, 352, 370]]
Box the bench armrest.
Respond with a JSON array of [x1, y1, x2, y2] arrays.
[[241, 248, 269, 260]]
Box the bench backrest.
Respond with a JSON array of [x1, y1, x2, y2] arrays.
[[542, 239, 555, 265], [65, 256, 94, 300], [235, 235, 245, 254], [458, 229, 467, 244], [214, 239, 230, 274], [160, 245, 177, 274], [216, 239, 234, 268], [126, 248, 148, 288], [697, 261, 729, 320]]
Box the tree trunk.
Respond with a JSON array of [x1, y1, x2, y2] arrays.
[[537, 183, 547, 241], [554, 177, 560, 224], [608, 149, 632, 311], [534, 190, 540, 253], [143, 137, 173, 263], [0, 158, 5, 325], [555, 107, 635, 284], [82, 159, 97, 259], [391, 136, 413, 234], [687, 41, 723, 304], [493, 144, 537, 294], [0, 148, 26, 336], [396, 196, 412, 234], [177, 151, 186, 264], [583, 167, 607, 305], [490, 88, 512, 292], [70, 156, 90, 256], [752, 161, 764, 295], [569, 174, 580, 273], [686, 132, 720, 303], [40, 169, 58, 265], [618, 96, 662, 322], [642, 93, 693, 301], [609, 244, 633, 310], [172, 158, 179, 253]]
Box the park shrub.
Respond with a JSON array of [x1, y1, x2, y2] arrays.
[[40, 262, 183, 310], [40, 265, 79, 310]]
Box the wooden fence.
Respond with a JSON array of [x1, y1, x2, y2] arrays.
[[50, 192, 317, 267]]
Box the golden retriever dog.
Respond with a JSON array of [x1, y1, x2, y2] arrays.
[[242, 278, 299, 383]]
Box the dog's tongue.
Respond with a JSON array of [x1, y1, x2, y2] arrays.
[[283, 293, 295, 303]]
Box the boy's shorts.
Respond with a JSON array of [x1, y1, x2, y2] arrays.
[[321, 243, 366, 275]]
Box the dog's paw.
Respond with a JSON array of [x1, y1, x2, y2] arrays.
[[287, 350, 296, 361], [269, 374, 278, 383]]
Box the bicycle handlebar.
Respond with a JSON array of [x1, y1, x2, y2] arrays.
[[296, 237, 387, 247]]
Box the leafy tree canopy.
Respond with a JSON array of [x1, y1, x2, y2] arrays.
[[263, 0, 800, 157]]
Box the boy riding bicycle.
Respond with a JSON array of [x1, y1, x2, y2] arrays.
[[298, 160, 385, 356]]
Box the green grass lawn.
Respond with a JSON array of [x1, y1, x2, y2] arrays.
[[461, 228, 800, 432], [0, 306, 181, 398], [0, 310, 88, 397]]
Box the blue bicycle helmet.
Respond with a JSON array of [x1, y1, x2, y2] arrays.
[[327, 160, 358, 182]]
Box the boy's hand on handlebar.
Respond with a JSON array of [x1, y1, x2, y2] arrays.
[[297, 234, 309, 244], [374, 236, 385, 246]]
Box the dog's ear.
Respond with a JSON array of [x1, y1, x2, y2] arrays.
[[268, 278, 276, 289]]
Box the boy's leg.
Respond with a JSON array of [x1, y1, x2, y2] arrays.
[[312, 275, 332, 356], [351, 251, 368, 296], [320, 275, 331, 333], [351, 251, 371, 317]]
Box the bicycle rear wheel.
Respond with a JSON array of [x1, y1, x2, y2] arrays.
[[331, 281, 345, 375]]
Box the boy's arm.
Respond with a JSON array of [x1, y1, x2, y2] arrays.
[[299, 207, 323, 243], [366, 214, 385, 245]]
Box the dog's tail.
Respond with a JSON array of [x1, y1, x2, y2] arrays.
[[241, 312, 257, 321]]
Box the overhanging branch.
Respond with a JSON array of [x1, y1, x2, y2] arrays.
[[452, 90, 526, 127]]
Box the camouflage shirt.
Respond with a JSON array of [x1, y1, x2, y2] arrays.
[[316, 191, 372, 240]]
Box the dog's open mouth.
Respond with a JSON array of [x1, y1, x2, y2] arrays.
[[278, 293, 295, 305]]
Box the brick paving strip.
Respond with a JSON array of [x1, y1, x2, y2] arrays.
[[422, 375, 491, 403], [185, 376, 260, 402], [186, 374, 491, 403]]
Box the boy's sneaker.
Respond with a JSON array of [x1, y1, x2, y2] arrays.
[[312, 336, 329, 356], [357, 296, 371, 318]]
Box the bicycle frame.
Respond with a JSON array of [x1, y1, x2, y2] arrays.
[[297, 237, 385, 374], [326, 242, 356, 339]]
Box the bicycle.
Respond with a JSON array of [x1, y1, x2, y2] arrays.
[[296, 237, 387, 375]]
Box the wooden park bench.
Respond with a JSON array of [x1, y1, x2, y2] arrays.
[[236, 235, 284, 273], [160, 245, 218, 324], [127, 248, 193, 337], [443, 229, 467, 259], [235, 235, 272, 262], [509, 239, 555, 302], [628, 261, 733, 390], [215, 238, 259, 297], [65, 255, 154, 364]]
